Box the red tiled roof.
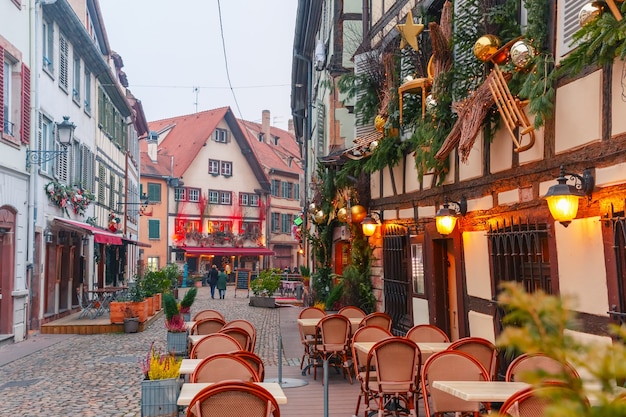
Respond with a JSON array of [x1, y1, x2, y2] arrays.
[[238, 119, 303, 177]]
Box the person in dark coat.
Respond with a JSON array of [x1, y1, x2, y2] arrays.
[[208, 264, 219, 299], [217, 267, 228, 299]]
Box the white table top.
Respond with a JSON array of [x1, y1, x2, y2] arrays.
[[297, 317, 363, 327], [188, 334, 207, 345], [177, 382, 288, 406], [432, 380, 530, 402], [180, 359, 203, 375], [352, 341, 451, 355], [185, 321, 196, 329]]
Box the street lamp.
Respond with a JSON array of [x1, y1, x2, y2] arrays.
[[435, 196, 467, 235], [26, 116, 75, 169], [544, 165, 594, 227]]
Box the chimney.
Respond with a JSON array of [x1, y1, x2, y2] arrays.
[[287, 119, 294, 135], [262, 110, 271, 142], [147, 131, 158, 162]]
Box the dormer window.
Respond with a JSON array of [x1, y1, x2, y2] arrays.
[[258, 133, 264, 142], [215, 128, 228, 143], [273, 136, 279, 145]]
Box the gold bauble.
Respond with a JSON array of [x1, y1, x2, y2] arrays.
[[313, 210, 326, 224], [510, 40, 536, 69], [308, 202, 317, 214], [579, 2, 605, 27], [375, 115, 387, 132], [473, 35, 501, 62], [337, 207, 348, 223], [350, 205, 367, 224]]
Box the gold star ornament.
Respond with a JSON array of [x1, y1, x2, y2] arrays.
[[396, 10, 424, 51]]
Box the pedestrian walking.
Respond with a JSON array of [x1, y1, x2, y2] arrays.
[[217, 267, 228, 299], [208, 264, 219, 299]]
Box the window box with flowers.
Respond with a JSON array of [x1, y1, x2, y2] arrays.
[[45, 181, 94, 217]]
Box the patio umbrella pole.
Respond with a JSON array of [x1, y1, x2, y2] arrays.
[[278, 334, 283, 383], [265, 308, 308, 388]]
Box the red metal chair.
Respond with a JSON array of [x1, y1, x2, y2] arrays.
[[447, 336, 498, 380], [187, 380, 280, 417], [359, 312, 392, 332]]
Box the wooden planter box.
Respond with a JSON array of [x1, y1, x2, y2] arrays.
[[249, 296, 276, 308], [154, 293, 162, 310], [130, 300, 148, 323], [146, 296, 155, 316], [109, 301, 127, 324]]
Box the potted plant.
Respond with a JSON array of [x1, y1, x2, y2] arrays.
[[179, 287, 197, 321], [163, 293, 188, 356], [128, 283, 148, 323], [140, 342, 182, 417], [123, 304, 139, 333], [249, 268, 281, 308], [161, 263, 180, 300]]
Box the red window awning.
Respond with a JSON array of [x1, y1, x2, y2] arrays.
[[54, 217, 123, 245], [184, 247, 275, 256]]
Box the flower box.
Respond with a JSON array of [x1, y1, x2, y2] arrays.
[[154, 293, 162, 310], [166, 330, 188, 356], [130, 300, 148, 323], [141, 378, 180, 417], [249, 296, 277, 308], [146, 296, 154, 316], [109, 301, 127, 324]]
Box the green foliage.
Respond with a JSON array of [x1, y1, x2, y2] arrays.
[[163, 293, 180, 321], [141, 270, 164, 297], [299, 265, 310, 277], [312, 266, 333, 302], [128, 281, 145, 302], [559, 4, 626, 77], [337, 70, 382, 126], [498, 283, 626, 415], [325, 280, 344, 311], [250, 268, 282, 296], [161, 264, 180, 292], [179, 287, 197, 309], [362, 135, 408, 174]]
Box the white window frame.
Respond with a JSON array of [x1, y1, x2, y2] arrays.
[[42, 19, 54, 73], [188, 188, 200, 202], [174, 187, 186, 201], [208, 190, 219, 204], [220, 191, 231, 205], [249, 194, 259, 207], [215, 128, 228, 143], [72, 54, 80, 104], [41, 115, 55, 175], [221, 161, 232, 176], [84, 68, 91, 113], [240, 193, 249, 206], [3, 59, 12, 136], [208, 159, 219, 174]]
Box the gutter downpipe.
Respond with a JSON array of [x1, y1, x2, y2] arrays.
[[294, 53, 312, 277]]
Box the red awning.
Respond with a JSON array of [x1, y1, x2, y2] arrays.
[[122, 237, 152, 248], [54, 217, 123, 245], [184, 247, 275, 256]]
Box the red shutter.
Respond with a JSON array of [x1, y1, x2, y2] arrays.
[[21, 63, 31, 144], [0, 46, 4, 134]]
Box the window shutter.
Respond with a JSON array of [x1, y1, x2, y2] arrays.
[[98, 163, 106, 203], [59, 34, 68, 90], [559, 0, 588, 56], [0, 46, 4, 133], [55, 126, 69, 183], [353, 51, 378, 138], [21, 63, 30, 144]]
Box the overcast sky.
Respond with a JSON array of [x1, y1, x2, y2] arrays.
[[99, 0, 297, 131]]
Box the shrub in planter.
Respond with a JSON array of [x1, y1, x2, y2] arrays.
[[250, 268, 282, 297], [179, 287, 197, 321], [163, 294, 188, 355]]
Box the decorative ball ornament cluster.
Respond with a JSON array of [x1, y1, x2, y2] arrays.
[[308, 202, 317, 214], [473, 35, 501, 62], [425, 94, 438, 114], [510, 40, 536, 69], [313, 210, 326, 225], [579, 1, 606, 27], [374, 115, 387, 133]]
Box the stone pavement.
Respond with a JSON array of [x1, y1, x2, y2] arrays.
[[0, 285, 309, 416]]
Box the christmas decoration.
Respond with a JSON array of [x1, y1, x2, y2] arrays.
[[396, 10, 424, 51], [579, 1, 605, 27], [510, 40, 536, 69], [313, 210, 326, 225], [425, 94, 438, 115], [308, 202, 317, 214], [45, 181, 94, 217], [337, 207, 348, 223], [374, 115, 387, 132], [350, 205, 367, 224], [473, 35, 501, 62]]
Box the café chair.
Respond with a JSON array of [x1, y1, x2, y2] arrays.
[[365, 337, 421, 417], [338, 305, 367, 320], [505, 352, 580, 383], [447, 336, 498, 380], [350, 327, 394, 417], [421, 350, 490, 417], [189, 333, 242, 359], [191, 317, 226, 336], [76, 287, 98, 319], [190, 353, 260, 383], [233, 351, 266, 381], [222, 319, 257, 350], [193, 309, 226, 322], [219, 327, 253, 352], [298, 307, 326, 371], [406, 324, 450, 343], [498, 381, 588, 416], [359, 312, 392, 332], [314, 314, 352, 383], [187, 380, 280, 417]]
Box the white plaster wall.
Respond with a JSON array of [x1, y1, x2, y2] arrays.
[[419, 205, 437, 218], [398, 208, 414, 221], [459, 131, 484, 181], [555, 70, 602, 153], [519, 118, 544, 165], [564, 329, 613, 381], [467, 195, 493, 213], [611, 60, 626, 137], [490, 128, 513, 174], [498, 189, 520, 206], [556, 216, 608, 316], [382, 165, 395, 198], [336, 108, 355, 145], [405, 156, 420, 193], [370, 171, 381, 200], [462, 231, 492, 300], [595, 162, 626, 188], [412, 297, 430, 325], [441, 150, 456, 185], [468, 311, 496, 344]]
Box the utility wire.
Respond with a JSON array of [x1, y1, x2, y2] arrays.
[[217, 0, 244, 120]]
